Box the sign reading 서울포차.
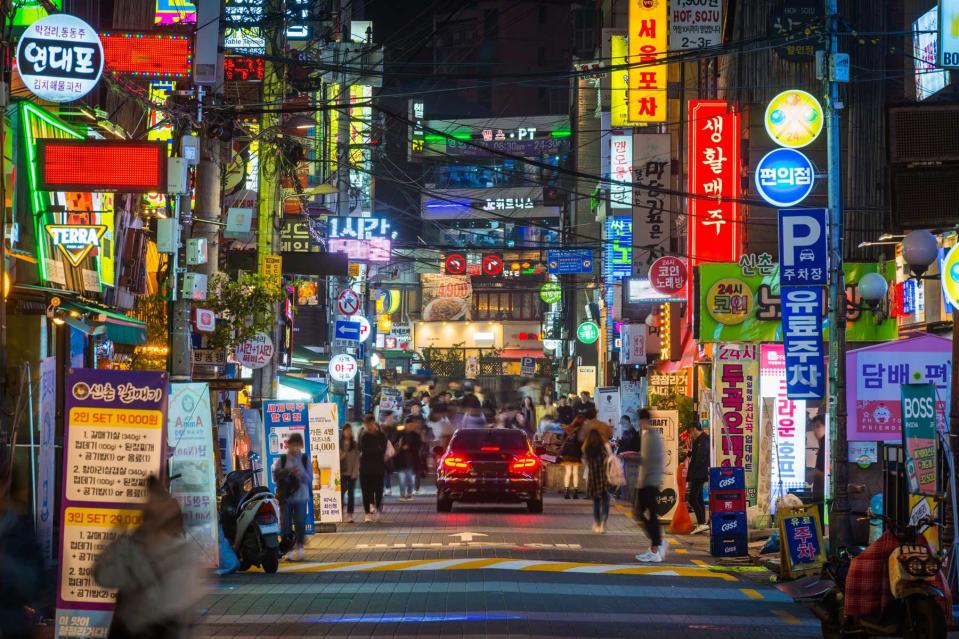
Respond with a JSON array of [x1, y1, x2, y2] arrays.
[[56, 369, 167, 639], [17, 14, 104, 103]]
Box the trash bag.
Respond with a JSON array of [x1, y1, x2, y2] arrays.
[[216, 524, 240, 575], [759, 531, 779, 554]]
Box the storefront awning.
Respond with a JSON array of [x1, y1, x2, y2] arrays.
[[500, 348, 544, 360], [278, 374, 329, 401], [60, 300, 147, 345]]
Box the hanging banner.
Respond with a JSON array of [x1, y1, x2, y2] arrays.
[[781, 287, 825, 399], [37, 356, 57, 568], [307, 403, 342, 524], [712, 343, 759, 504], [632, 134, 671, 277], [610, 134, 633, 209], [697, 262, 899, 343], [621, 323, 648, 364], [760, 345, 807, 511], [262, 400, 314, 533], [650, 410, 680, 520], [620, 378, 648, 423], [56, 369, 167, 639], [167, 383, 219, 566], [901, 383, 939, 496], [627, 0, 668, 123], [847, 334, 951, 442]]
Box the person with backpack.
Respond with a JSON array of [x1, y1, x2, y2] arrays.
[[560, 415, 585, 499], [271, 432, 312, 561], [394, 416, 423, 501], [583, 429, 610, 533], [358, 414, 390, 522]]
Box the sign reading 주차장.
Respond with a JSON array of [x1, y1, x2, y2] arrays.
[[308, 403, 342, 524], [17, 14, 104, 103], [755, 149, 815, 208], [901, 383, 939, 496], [778, 209, 827, 287], [56, 369, 167, 639]]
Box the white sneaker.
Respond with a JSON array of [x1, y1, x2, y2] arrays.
[[591, 523, 600, 533], [636, 551, 657, 562], [647, 551, 664, 563], [363, 514, 372, 523], [386, 488, 393, 496], [692, 524, 709, 535], [658, 543, 668, 561], [296, 547, 305, 561]]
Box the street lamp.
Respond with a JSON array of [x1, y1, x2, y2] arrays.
[[902, 229, 939, 277], [857, 271, 889, 306]]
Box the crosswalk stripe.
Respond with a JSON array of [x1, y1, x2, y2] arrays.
[[440, 558, 507, 570]]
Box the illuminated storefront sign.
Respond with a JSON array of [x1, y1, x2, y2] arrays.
[[100, 33, 192, 78], [155, 0, 195, 25], [914, 6, 949, 99], [754, 148, 815, 207], [632, 133, 671, 276], [688, 101, 741, 275], [484, 196, 534, 211], [11, 1, 62, 27], [610, 134, 632, 209], [37, 140, 167, 192], [764, 90, 824, 148], [628, 0, 668, 123], [224, 55, 265, 81], [17, 14, 103, 103], [349, 84, 373, 213], [609, 34, 636, 127], [712, 343, 759, 503], [577, 321, 600, 344], [224, 0, 264, 53], [46, 224, 107, 267], [328, 216, 391, 240], [940, 0, 959, 68]]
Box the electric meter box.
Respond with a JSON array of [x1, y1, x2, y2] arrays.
[[186, 237, 208, 265], [167, 157, 189, 195], [181, 272, 208, 300]]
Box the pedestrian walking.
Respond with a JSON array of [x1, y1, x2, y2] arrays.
[[395, 416, 423, 501], [560, 416, 585, 499], [380, 410, 398, 496], [619, 416, 641, 453], [635, 408, 667, 563], [520, 397, 536, 435], [94, 476, 206, 639], [686, 422, 710, 534], [583, 429, 610, 533], [272, 432, 312, 561], [340, 424, 360, 523], [0, 480, 45, 638], [358, 414, 389, 522]]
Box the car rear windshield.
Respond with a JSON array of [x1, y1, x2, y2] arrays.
[[450, 429, 528, 452]]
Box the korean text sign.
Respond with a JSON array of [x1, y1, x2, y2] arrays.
[[632, 134, 671, 277], [628, 0, 668, 123], [760, 345, 807, 510], [901, 383, 938, 496], [781, 287, 825, 399], [712, 343, 759, 504], [846, 334, 951, 442], [778, 209, 827, 287], [779, 505, 826, 578], [688, 101, 741, 286], [263, 400, 314, 533], [609, 134, 633, 210], [56, 369, 168, 638], [308, 403, 343, 523]]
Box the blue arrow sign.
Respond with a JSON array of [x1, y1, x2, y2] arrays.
[[334, 319, 362, 341]]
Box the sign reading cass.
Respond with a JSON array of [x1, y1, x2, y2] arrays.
[[17, 14, 104, 103]]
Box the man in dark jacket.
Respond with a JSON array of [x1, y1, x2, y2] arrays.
[[555, 396, 574, 426], [687, 423, 710, 534]]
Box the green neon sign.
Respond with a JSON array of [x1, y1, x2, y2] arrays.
[[577, 321, 600, 344], [540, 282, 561, 304]]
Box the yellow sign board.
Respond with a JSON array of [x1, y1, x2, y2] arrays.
[[628, 0, 668, 123], [259, 254, 282, 281], [764, 90, 824, 149], [610, 34, 635, 127], [348, 262, 361, 278]]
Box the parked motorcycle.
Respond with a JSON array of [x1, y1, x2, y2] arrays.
[[219, 453, 284, 573], [777, 513, 947, 639]]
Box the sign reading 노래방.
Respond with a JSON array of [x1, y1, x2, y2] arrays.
[[901, 383, 939, 497], [778, 209, 828, 288], [56, 369, 167, 639], [167, 383, 219, 566], [712, 344, 759, 505], [263, 400, 314, 534], [308, 403, 342, 523]]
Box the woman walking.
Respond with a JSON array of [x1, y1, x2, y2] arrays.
[[340, 424, 360, 523], [520, 397, 536, 437], [560, 416, 584, 499], [358, 414, 389, 522], [583, 429, 610, 533]]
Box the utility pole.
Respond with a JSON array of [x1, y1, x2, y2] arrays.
[[825, 0, 850, 546], [168, 188, 193, 380], [194, 122, 222, 280]]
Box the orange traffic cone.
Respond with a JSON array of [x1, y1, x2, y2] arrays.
[[670, 460, 694, 534]]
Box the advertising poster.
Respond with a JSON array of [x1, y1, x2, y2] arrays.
[[167, 383, 219, 566], [760, 345, 807, 511], [649, 410, 680, 520], [263, 400, 314, 534], [846, 334, 951, 442], [232, 407, 264, 474], [901, 383, 938, 496], [697, 262, 898, 343], [56, 369, 167, 639], [420, 274, 472, 321], [308, 403, 342, 523], [595, 386, 621, 430], [619, 379, 647, 424], [37, 356, 57, 567], [712, 343, 759, 504]]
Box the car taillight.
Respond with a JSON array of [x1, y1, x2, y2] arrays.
[[443, 455, 470, 472], [480, 446, 500, 452], [509, 454, 541, 474]]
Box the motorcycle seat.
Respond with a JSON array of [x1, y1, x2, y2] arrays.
[[238, 486, 272, 510]]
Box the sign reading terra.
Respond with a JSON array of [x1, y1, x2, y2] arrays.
[[46, 224, 106, 267], [17, 14, 104, 103]]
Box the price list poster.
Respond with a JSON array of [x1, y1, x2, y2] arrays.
[[56, 369, 168, 638]]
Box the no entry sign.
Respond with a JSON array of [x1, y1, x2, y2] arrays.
[[337, 288, 361, 315], [445, 253, 466, 275], [482, 254, 504, 276]]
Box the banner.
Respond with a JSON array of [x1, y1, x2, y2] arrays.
[[609, 34, 633, 126], [847, 334, 951, 442], [901, 383, 938, 496], [595, 386, 621, 429], [627, 0, 668, 123], [37, 356, 57, 568], [632, 134, 671, 277], [167, 383, 219, 566], [620, 378, 647, 424], [610, 134, 632, 210], [760, 345, 807, 511], [712, 343, 759, 504], [308, 403, 342, 523], [620, 323, 648, 364], [56, 369, 167, 639], [650, 410, 680, 520], [697, 262, 899, 343], [263, 400, 314, 533], [781, 286, 825, 399]]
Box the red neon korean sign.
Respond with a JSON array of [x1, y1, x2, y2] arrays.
[[37, 140, 167, 192], [100, 32, 192, 78]]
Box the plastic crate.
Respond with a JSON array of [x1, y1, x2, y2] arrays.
[[709, 466, 746, 491], [711, 511, 748, 538], [709, 489, 747, 513], [710, 533, 749, 558]]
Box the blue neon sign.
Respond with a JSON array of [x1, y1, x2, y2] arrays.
[[754, 148, 815, 208]]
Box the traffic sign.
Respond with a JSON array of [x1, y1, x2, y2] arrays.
[[520, 357, 536, 377], [329, 353, 358, 382], [355, 315, 372, 342], [778, 209, 827, 287], [334, 319, 362, 342], [547, 249, 593, 274], [337, 288, 361, 315], [445, 253, 466, 275], [649, 256, 687, 297], [482, 254, 504, 276]]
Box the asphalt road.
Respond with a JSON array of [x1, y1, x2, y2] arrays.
[[199, 490, 821, 638]]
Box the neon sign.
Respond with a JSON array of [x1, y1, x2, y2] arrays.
[[46, 225, 107, 267]]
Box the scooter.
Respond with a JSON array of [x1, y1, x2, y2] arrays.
[[219, 453, 284, 573], [778, 513, 947, 639]]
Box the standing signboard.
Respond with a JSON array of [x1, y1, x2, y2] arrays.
[[669, 0, 723, 50], [577, 365, 597, 397], [650, 409, 680, 520], [56, 370, 167, 639], [37, 356, 57, 567], [595, 386, 621, 429], [621, 323, 648, 365], [779, 504, 827, 578], [760, 345, 807, 511], [712, 343, 759, 504], [167, 383, 219, 566], [307, 403, 342, 524], [262, 400, 314, 533], [632, 134, 671, 277], [901, 383, 939, 496], [619, 379, 647, 423], [465, 355, 480, 380]]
